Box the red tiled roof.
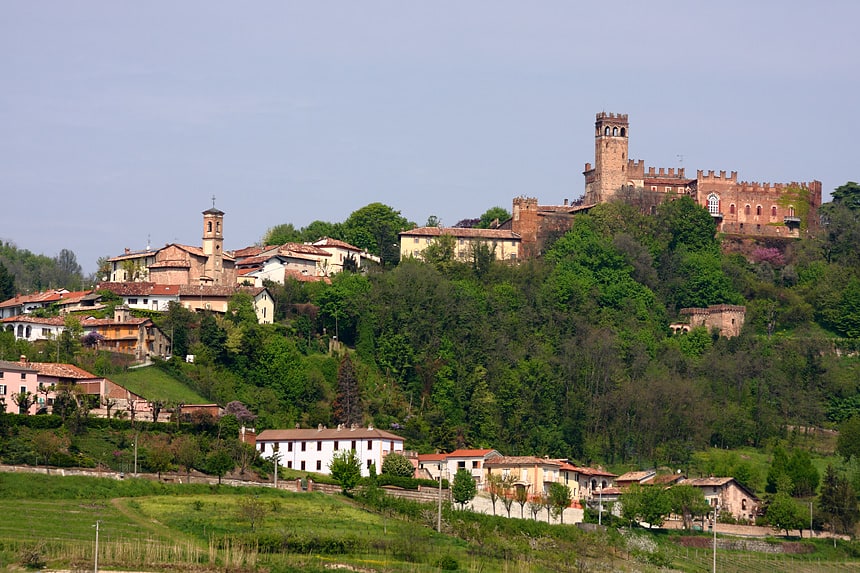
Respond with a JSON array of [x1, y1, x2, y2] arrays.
[[399, 227, 521, 240], [232, 246, 265, 259], [484, 456, 562, 467], [256, 427, 404, 442], [616, 470, 656, 483], [279, 243, 331, 256], [107, 249, 158, 262], [177, 285, 266, 297], [81, 317, 150, 327], [313, 238, 361, 252], [0, 289, 70, 309], [284, 269, 328, 283], [98, 282, 181, 296], [2, 315, 66, 326], [25, 361, 99, 379], [417, 453, 448, 462], [0, 360, 38, 373], [447, 449, 499, 458]]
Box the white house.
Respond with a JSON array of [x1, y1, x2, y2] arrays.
[[255, 425, 405, 477], [98, 282, 181, 311]]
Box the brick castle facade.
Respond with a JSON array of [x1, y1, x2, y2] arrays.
[[506, 112, 822, 258]]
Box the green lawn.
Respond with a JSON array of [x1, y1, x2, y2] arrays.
[[110, 365, 208, 403]]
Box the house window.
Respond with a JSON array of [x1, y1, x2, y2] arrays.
[[650, 186, 657, 191], [334, 441, 339, 451], [20, 373, 26, 380], [143, 299, 148, 304], [707, 194, 720, 215], [41, 328, 51, 336], [316, 460, 322, 471], [351, 440, 356, 450], [317, 441, 322, 451], [458, 461, 466, 469], [273, 443, 279, 452], [20, 386, 26, 393], [367, 440, 372, 449], [771, 206, 777, 217], [742, 499, 747, 510], [666, 187, 672, 193], [300, 461, 306, 471], [756, 205, 762, 216], [472, 461, 479, 469], [287, 442, 293, 452], [0, 372, 3, 379], [367, 459, 373, 468], [287, 461, 293, 469], [128, 298, 138, 304], [0, 385, 5, 395], [413, 237, 419, 243], [789, 206, 795, 217], [390, 441, 394, 451], [301, 442, 306, 452]]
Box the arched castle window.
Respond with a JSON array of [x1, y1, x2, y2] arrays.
[[756, 205, 762, 216], [707, 194, 720, 215], [771, 206, 777, 217], [730, 204, 736, 215], [207, 221, 213, 232], [604, 127, 610, 136], [620, 127, 626, 137], [744, 205, 751, 216], [789, 206, 795, 217], [612, 126, 618, 136], [216, 221, 220, 233]]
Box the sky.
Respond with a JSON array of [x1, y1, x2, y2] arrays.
[[2, 1, 858, 275]]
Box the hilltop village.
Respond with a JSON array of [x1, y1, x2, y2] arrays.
[[0, 113, 852, 536]]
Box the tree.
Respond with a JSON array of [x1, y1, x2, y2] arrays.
[[329, 449, 362, 494], [528, 494, 544, 521], [452, 469, 477, 510], [486, 472, 502, 516], [146, 437, 174, 480], [342, 202, 413, 266], [11, 390, 36, 415], [227, 292, 258, 326], [101, 395, 117, 423], [381, 452, 414, 478], [31, 429, 69, 471], [477, 207, 511, 229], [669, 485, 710, 530], [421, 234, 456, 269], [767, 492, 806, 536], [514, 485, 529, 519], [237, 495, 268, 531], [622, 485, 671, 528], [548, 482, 573, 524], [0, 260, 15, 300], [819, 464, 859, 535], [786, 449, 819, 497], [332, 354, 362, 427], [837, 416, 860, 461], [173, 435, 201, 482], [58, 315, 82, 362], [262, 223, 303, 246], [500, 474, 516, 518], [53, 248, 83, 289], [831, 181, 860, 210], [206, 443, 235, 485]]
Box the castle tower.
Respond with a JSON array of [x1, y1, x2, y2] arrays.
[[202, 203, 225, 284], [583, 112, 629, 204]]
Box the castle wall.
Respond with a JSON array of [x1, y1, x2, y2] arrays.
[[682, 305, 746, 338]]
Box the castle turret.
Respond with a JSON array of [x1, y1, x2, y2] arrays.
[[584, 112, 629, 204]]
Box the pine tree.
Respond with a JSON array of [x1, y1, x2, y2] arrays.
[[332, 354, 362, 426], [819, 464, 859, 535]]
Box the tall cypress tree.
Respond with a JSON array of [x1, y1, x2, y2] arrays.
[[332, 354, 362, 427], [0, 260, 14, 301]]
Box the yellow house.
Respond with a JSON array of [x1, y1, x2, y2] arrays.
[[399, 227, 521, 262], [484, 456, 563, 497]]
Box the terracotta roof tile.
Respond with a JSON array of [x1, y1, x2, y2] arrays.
[[399, 227, 521, 240], [256, 427, 404, 442], [312, 238, 361, 251], [25, 362, 99, 379], [484, 456, 562, 467]]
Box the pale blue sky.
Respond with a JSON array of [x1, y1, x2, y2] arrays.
[[2, 1, 858, 273]]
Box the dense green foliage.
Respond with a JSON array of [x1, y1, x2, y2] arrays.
[[0, 241, 84, 292]]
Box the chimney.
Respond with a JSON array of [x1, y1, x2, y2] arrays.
[[564, 198, 569, 206]]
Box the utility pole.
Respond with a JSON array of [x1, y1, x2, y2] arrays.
[[133, 433, 138, 476], [712, 503, 718, 573], [93, 520, 101, 573], [437, 462, 443, 533]]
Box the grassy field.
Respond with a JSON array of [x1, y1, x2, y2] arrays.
[[0, 472, 858, 573], [110, 365, 208, 403]]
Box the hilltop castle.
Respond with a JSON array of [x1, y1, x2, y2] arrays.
[[583, 112, 822, 236], [506, 112, 822, 258]]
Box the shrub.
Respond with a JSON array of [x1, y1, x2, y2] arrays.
[[381, 452, 415, 477]]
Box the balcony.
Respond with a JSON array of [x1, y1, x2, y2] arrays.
[[783, 216, 801, 229]]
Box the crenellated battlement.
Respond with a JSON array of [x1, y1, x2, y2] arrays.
[[513, 196, 539, 207], [645, 166, 688, 179], [697, 170, 739, 182], [596, 112, 628, 121]]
